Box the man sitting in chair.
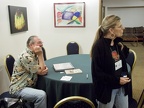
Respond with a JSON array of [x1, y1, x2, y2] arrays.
[[9, 35, 48, 108]]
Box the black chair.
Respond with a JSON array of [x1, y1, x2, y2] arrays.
[[126, 49, 136, 99], [0, 54, 15, 99], [4, 54, 15, 81], [53, 96, 96, 108], [67, 41, 79, 55], [0, 54, 34, 108], [126, 49, 137, 75], [42, 47, 47, 61], [126, 49, 137, 108]]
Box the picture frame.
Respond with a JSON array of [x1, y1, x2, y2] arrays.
[[8, 5, 28, 34], [54, 2, 85, 28]]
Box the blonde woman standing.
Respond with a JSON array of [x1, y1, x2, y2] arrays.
[[91, 15, 131, 108]]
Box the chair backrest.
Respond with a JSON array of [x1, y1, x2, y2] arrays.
[[4, 54, 15, 81], [54, 96, 96, 108], [126, 49, 137, 76], [126, 49, 137, 101], [67, 41, 79, 55], [42, 47, 47, 61]]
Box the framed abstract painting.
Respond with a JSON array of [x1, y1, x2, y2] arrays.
[[8, 5, 28, 34], [54, 2, 85, 28]]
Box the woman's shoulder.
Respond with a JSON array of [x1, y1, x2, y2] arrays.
[[95, 38, 108, 47]]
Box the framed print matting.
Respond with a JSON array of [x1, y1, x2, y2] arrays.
[[8, 5, 28, 34], [54, 2, 85, 28]]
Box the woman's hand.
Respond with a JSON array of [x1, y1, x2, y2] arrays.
[[120, 77, 131, 85]]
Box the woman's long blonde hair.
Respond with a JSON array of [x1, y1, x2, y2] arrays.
[[90, 15, 121, 57]]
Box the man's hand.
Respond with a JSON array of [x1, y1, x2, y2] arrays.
[[34, 46, 42, 55], [38, 66, 48, 75]]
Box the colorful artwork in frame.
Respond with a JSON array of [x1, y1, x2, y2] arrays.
[[8, 5, 28, 34], [54, 2, 85, 28]]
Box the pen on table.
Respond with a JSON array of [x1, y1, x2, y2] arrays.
[[86, 74, 88, 79]]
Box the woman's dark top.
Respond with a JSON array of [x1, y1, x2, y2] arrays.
[[91, 37, 130, 104]]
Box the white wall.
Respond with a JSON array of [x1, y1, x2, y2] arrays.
[[103, 0, 144, 27], [39, 0, 99, 58], [106, 7, 144, 27], [0, 0, 99, 93]]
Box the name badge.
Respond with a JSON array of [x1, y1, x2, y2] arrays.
[[115, 60, 122, 71]]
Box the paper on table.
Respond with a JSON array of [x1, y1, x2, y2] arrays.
[[60, 76, 72, 81], [53, 62, 74, 72], [65, 69, 82, 74]]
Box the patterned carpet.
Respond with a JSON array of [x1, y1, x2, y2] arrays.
[[124, 42, 144, 107]]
